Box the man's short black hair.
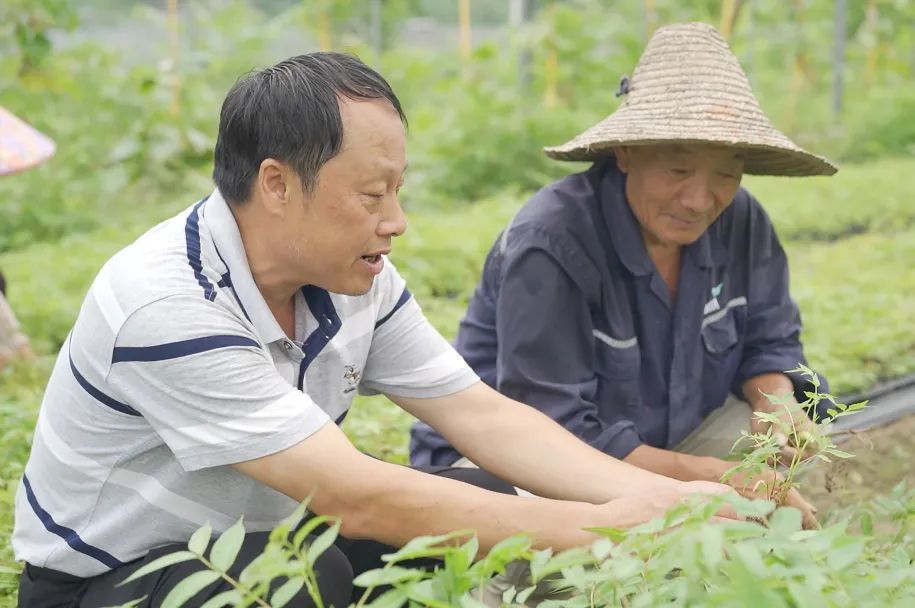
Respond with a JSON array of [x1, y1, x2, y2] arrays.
[[213, 52, 407, 205]]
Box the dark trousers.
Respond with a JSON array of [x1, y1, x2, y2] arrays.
[[18, 465, 515, 608]]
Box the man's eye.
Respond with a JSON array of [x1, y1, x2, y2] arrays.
[[670, 168, 691, 176], [362, 192, 385, 199]]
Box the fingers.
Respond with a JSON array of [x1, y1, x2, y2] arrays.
[[713, 503, 743, 521], [683, 480, 734, 497], [786, 488, 820, 530], [778, 444, 799, 467]]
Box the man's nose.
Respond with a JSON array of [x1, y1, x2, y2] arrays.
[[679, 174, 715, 214], [379, 195, 407, 237]]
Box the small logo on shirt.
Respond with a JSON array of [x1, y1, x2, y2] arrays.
[[343, 365, 362, 394], [704, 282, 723, 314]]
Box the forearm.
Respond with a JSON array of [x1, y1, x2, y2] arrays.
[[438, 394, 681, 503], [624, 444, 729, 483], [235, 423, 603, 552], [339, 456, 607, 551], [742, 372, 797, 412]]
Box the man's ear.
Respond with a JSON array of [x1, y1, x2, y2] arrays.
[[256, 158, 289, 215], [614, 146, 631, 173]]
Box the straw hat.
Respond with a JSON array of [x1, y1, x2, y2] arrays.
[[544, 22, 836, 176], [0, 106, 56, 177]]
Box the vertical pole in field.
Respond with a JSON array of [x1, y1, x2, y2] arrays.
[[719, 0, 738, 41], [864, 0, 878, 86], [167, 0, 181, 119], [832, 0, 847, 120], [370, 0, 383, 59], [509, 0, 533, 94], [544, 0, 558, 108], [744, 0, 755, 86], [317, 1, 332, 51], [459, 0, 472, 80]]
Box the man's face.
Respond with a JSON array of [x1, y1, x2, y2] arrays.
[[615, 144, 744, 249], [277, 98, 408, 296]]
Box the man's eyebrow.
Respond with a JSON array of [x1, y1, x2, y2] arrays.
[[670, 144, 692, 156]]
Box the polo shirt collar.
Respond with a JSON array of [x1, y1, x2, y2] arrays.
[[203, 188, 286, 345], [597, 163, 730, 275]]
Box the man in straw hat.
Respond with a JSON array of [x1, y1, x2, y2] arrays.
[[14, 52, 738, 607], [412, 22, 833, 526], [0, 106, 56, 371]]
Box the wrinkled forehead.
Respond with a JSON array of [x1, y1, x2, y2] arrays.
[[649, 143, 746, 165]]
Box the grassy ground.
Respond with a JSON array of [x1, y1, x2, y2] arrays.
[[0, 157, 913, 603]]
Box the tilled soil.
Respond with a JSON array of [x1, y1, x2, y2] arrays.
[[798, 413, 915, 518]]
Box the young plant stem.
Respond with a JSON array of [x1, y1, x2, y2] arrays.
[[196, 555, 271, 608], [282, 539, 326, 608]]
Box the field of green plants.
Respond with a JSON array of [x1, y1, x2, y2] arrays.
[[2, 0, 915, 606]]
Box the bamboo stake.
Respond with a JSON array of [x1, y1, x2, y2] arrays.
[[459, 0, 471, 80], [544, 0, 558, 107], [719, 0, 738, 41], [864, 0, 878, 86], [832, 0, 847, 120], [318, 2, 332, 51], [167, 0, 181, 118]]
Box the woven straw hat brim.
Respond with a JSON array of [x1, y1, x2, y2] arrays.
[[0, 106, 56, 177], [543, 110, 837, 176], [544, 22, 836, 177]]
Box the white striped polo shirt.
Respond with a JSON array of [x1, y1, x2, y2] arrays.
[[12, 188, 477, 577]]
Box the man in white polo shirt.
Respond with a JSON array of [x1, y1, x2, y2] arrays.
[[14, 53, 734, 607]]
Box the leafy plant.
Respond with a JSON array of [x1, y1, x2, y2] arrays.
[[113, 502, 344, 608], [117, 369, 915, 608], [721, 364, 868, 509]]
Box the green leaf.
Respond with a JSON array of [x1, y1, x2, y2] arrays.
[[209, 519, 245, 572], [161, 570, 222, 608], [591, 537, 615, 561], [859, 511, 874, 535], [353, 566, 426, 587], [528, 548, 553, 583], [381, 530, 471, 563], [515, 585, 538, 604], [117, 551, 197, 586], [528, 547, 593, 582], [458, 535, 479, 572], [769, 507, 803, 534], [700, 525, 725, 569], [586, 526, 627, 543], [362, 587, 409, 608], [189, 523, 213, 556], [787, 580, 823, 606], [198, 590, 242, 608], [270, 577, 305, 607], [292, 514, 334, 549], [826, 537, 866, 571], [459, 594, 489, 608], [305, 519, 340, 565], [107, 598, 147, 608]]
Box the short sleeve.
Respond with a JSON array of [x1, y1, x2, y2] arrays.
[[105, 295, 330, 471], [359, 260, 478, 398]]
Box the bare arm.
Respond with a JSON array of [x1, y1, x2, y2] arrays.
[[396, 381, 703, 503], [233, 421, 710, 553], [623, 378, 819, 529], [743, 372, 797, 413], [625, 373, 806, 481]]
